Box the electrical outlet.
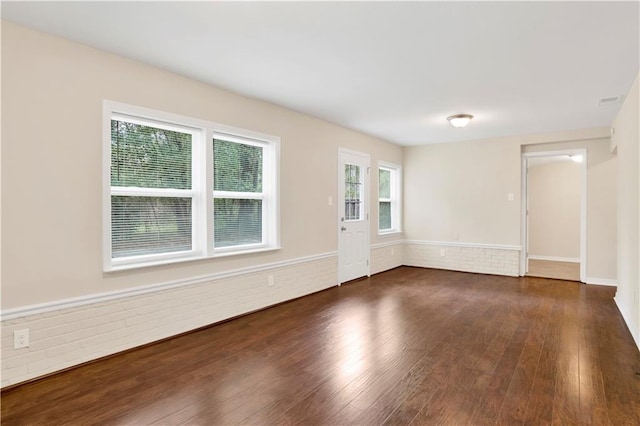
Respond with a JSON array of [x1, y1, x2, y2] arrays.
[[268, 275, 274, 287], [440, 249, 446, 257], [14, 329, 29, 349]]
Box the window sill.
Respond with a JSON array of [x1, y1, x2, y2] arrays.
[[106, 246, 282, 273], [377, 230, 403, 238], [212, 246, 282, 258]]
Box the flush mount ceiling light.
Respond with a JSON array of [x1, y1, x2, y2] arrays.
[[447, 114, 474, 128]]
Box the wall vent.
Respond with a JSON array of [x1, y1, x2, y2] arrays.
[[598, 95, 625, 107]]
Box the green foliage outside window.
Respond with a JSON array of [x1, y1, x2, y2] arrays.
[[110, 120, 269, 257], [214, 139, 264, 247], [379, 168, 392, 230], [111, 120, 193, 257], [111, 120, 191, 189]]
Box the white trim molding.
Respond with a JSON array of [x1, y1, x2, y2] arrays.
[[521, 149, 588, 282], [1, 252, 337, 321], [528, 255, 580, 263], [585, 277, 618, 287], [614, 296, 640, 351], [370, 239, 406, 250], [405, 240, 521, 251]]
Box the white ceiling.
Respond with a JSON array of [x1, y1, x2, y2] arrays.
[[2, 1, 638, 146]]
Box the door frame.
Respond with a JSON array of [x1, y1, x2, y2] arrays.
[[520, 149, 587, 282], [337, 148, 371, 284]]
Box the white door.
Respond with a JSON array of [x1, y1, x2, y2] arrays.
[[338, 149, 370, 283]]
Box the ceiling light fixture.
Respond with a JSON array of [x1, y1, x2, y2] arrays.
[[447, 114, 474, 128], [570, 154, 584, 163]]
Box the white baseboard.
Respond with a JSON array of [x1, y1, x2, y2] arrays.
[[614, 296, 640, 352], [585, 277, 618, 287], [528, 255, 580, 263]]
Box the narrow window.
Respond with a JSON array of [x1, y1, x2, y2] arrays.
[[378, 163, 402, 234], [213, 137, 265, 250]]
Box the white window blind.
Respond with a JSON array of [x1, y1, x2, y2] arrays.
[[213, 138, 265, 248], [110, 119, 194, 259], [104, 101, 280, 271]]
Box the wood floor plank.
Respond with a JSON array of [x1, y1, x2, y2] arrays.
[[466, 287, 540, 424], [522, 298, 563, 426], [552, 293, 583, 425], [497, 287, 553, 424], [578, 286, 612, 425], [2, 267, 639, 425]]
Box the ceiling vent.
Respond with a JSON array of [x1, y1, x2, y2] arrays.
[[598, 95, 625, 107]]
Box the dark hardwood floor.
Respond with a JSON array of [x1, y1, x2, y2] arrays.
[[2, 267, 640, 425]]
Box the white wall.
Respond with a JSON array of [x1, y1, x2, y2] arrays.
[[523, 138, 617, 282], [1, 22, 404, 386], [403, 136, 523, 276], [404, 129, 616, 281], [612, 72, 639, 349], [528, 161, 581, 261], [404, 138, 522, 245]]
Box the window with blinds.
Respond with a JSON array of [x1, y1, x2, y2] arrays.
[[104, 102, 280, 271], [378, 163, 402, 234], [110, 118, 195, 259], [378, 168, 392, 230], [213, 138, 264, 248]]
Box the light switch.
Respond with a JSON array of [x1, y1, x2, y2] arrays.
[[507, 193, 515, 201], [328, 196, 333, 206]]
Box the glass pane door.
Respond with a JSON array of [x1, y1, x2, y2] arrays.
[[344, 163, 363, 221]]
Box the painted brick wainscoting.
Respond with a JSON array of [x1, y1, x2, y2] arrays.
[[1, 254, 338, 388], [404, 240, 521, 277], [2, 240, 522, 388], [370, 240, 405, 275]]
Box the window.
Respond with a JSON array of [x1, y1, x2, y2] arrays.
[[110, 117, 196, 261], [213, 136, 266, 250], [104, 101, 279, 271], [344, 163, 363, 221], [378, 162, 401, 234]]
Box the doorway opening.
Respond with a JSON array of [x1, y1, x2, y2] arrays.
[[520, 150, 587, 282]]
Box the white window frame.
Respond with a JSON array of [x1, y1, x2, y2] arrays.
[[211, 132, 278, 255], [378, 161, 402, 235], [103, 100, 280, 271]]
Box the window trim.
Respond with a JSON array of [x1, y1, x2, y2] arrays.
[[211, 132, 275, 255], [377, 161, 402, 236], [103, 100, 280, 272]]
